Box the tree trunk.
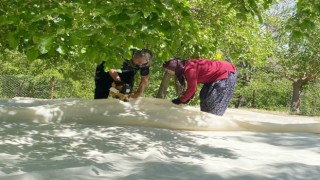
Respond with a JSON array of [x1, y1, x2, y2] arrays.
[[311, 97, 317, 115], [156, 71, 173, 98], [50, 76, 55, 99], [235, 95, 245, 108], [252, 89, 256, 108], [291, 79, 303, 113]]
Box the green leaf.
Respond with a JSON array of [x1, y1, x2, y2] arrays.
[[110, 36, 124, 47], [39, 36, 54, 54], [132, 38, 144, 48], [56, 45, 66, 55], [26, 47, 39, 61], [147, 12, 159, 21], [292, 30, 303, 39], [115, 25, 126, 32], [129, 12, 142, 25], [0, 16, 7, 26], [143, 11, 151, 18], [86, 47, 99, 61], [160, 21, 172, 32], [257, 14, 264, 24], [263, 0, 273, 9], [100, 16, 114, 26], [300, 19, 315, 31], [109, 12, 130, 23], [236, 13, 247, 21], [181, 10, 191, 17], [7, 32, 19, 48], [221, 0, 230, 5]]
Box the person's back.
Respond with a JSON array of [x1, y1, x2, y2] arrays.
[[184, 59, 236, 83]]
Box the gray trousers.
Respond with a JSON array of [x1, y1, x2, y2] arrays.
[[199, 72, 237, 116]]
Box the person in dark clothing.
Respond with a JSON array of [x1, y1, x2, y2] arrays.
[[162, 58, 237, 116], [94, 49, 153, 99]]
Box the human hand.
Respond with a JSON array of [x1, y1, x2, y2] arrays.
[[129, 92, 139, 99], [183, 99, 190, 104], [172, 98, 182, 105]]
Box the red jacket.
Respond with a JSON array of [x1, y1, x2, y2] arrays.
[[179, 59, 236, 102]]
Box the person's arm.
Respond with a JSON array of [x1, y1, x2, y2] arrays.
[[179, 64, 198, 102], [109, 69, 121, 81], [130, 75, 149, 98]]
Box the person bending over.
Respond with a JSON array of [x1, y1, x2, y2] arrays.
[[162, 58, 237, 116], [94, 49, 153, 99]]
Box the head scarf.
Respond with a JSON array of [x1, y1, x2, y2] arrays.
[[162, 58, 186, 86]]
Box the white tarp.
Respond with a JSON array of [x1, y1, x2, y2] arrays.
[[1, 97, 320, 179], [1, 97, 319, 133]]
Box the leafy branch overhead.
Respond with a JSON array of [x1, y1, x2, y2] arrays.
[[1, 0, 197, 64], [0, 0, 319, 65]]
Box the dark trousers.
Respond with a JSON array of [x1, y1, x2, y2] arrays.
[[94, 63, 113, 99], [199, 72, 238, 116]]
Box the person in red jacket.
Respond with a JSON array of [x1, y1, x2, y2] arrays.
[[162, 58, 237, 116]]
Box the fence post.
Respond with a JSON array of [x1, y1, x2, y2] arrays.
[[50, 76, 55, 99]]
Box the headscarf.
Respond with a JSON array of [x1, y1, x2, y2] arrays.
[[162, 58, 186, 86]]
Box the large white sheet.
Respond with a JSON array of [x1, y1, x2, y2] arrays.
[[1, 97, 320, 179], [1, 97, 319, 133]]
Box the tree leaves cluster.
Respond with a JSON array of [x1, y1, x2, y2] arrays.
[[0, 0, 199, 68]]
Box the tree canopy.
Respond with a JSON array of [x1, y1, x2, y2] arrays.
[[1, 0, 318, 67], [1, 0, 199, 68]]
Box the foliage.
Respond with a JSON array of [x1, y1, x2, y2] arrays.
[[286, 0, 320, 39], [141, 65, 164, 97], [1, 0, 305, 65], [0, 49, 94, 99], [276, 1, 320, 80], [300, 82, 320, 116], [0, 0, 202, 69], [275, 18, 320, 82], [234, 70, 292, 111], [264, 0, 320, 113]]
